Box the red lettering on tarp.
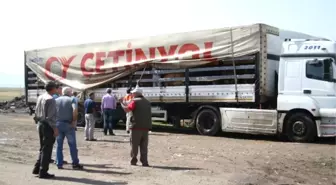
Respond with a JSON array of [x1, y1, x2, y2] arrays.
[[95, 52, 106, 74], [149, 47, 156, 59], [126, 43, 133, 62], [107, 50, 125, 64], [178, 43, 200, 59], [45, 55, 76, 80], [157, 45, 178, 62], [203, 42, 216, 62], [80, 53, 94, 77], [45, 41, 216, 79], [135, 48, 147, 61]]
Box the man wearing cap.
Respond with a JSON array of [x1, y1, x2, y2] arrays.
[[121, 86, 152, 166], [32, 81, 58, 179], [84, 92, 97, 141], [55, 87, 83, 170], [101, 88, 117, 136]]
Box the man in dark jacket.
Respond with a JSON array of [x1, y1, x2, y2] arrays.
[[32, 81, 58, 179], [121, 86, 152, 166]]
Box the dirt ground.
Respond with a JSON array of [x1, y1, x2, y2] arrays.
[[0, 113, 335, 185]]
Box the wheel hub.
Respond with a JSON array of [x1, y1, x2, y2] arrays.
[[292, 121, 306, 136], [200, 112, 216, 130]]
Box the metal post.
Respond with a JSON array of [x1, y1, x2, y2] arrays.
[[230, 28, 239, 103]]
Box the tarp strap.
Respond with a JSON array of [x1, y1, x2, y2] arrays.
[[136, 65, 147, 86]]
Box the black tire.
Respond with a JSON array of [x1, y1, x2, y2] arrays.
[[195, 109, 220, 136], [77, 111, 85, 127], [286, 112, 317, 142], [94, 111, 103, 128], [113, 119, 120, 127]]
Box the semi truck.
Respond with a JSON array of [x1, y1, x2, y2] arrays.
[[24, 23, 336, 142]]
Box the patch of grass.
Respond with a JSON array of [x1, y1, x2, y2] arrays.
[[0, 88, 23, 101]]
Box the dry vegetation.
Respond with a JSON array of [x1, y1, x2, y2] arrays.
[[0, 88, 23, 101]]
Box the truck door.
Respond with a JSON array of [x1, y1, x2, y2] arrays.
[[302, 58, 336, 108]]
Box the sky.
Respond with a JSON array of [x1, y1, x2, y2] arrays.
[[0, 0, 335, 87]]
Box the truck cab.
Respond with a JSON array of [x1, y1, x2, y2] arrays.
[[277, 38, 336, 141], [219, 38, 336, 142]]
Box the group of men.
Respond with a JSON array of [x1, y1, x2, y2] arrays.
[[82, 88, 117, 141], [32, 81, 152, 179], [32, 81, 83, 179], [83, 86, 152, 166]]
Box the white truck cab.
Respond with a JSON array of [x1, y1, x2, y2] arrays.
[[220, 38, 336, 142], [277, 38, 336, 141]]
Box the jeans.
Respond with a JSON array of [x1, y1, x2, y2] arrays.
[[85, 114, 95, 140], [55, 121, 79, 167], [34, 121, 55, 174], [103, 109, 114, 134]]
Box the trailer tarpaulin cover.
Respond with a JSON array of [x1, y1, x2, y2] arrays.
[[25, 24, 262, 90]]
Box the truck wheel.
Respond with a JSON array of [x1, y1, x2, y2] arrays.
[[77, 111, 85, 127], [196, 109, 220, 136], [95, 111, 103, 128], [286, 113, 317, 142]]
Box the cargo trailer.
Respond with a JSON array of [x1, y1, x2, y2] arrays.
[[24, 23, 336, 142]]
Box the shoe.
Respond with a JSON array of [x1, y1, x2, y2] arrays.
[[32, 168, 39, 175], [109, 132, 115, 136], [131, 163, 137, 166], [89, 139, 97, 141], [39, 173, 55, 179], [85, 138, 89, 141], [54, 160, 67, 165], [142, 163, 150, 167], [49, 159, 54, 163], [73, 164, 84, 170], [57, 166, 63, 169]]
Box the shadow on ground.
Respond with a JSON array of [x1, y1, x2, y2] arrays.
[[149, 165, 201, 171], [54, 176, 127, 185], [82, 168, 131, 175], [60, 166, 131, 175], [82, 163, 121, 169], [96, 139, 129, 143]]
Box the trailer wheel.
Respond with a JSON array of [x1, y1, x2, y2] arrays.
[[95, 111, 103, 128], [122, 118, 127, 124], [196, 109, 220, 136], [77, 111, 85, 127], [286, 112, 316, 142]]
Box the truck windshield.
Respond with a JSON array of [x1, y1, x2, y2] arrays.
[[306, 58, 336, 83]]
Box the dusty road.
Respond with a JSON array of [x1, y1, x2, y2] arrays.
[[0, 113, 335, 185]]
